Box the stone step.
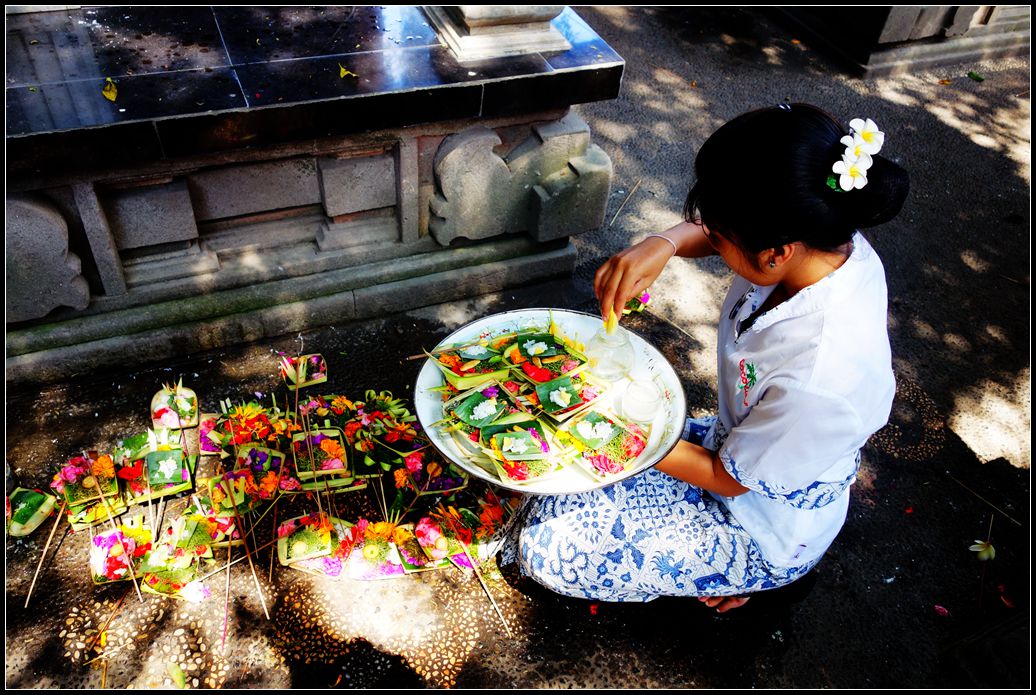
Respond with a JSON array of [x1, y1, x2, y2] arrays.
[[6, 236, 568, 359], [5, 241, 576, 383]]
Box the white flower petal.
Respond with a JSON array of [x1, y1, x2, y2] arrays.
[[849, 118, 866, 133], [839, 173, 854, 191], [860, 131, 884, 155], [832, 161, 847, 174], [840, 134, 856, 149], [853, 173, 868, 189]]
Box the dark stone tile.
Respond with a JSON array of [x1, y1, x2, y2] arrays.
[[544, 7, 625, 71], [233, 46, 551, 107], [5, 6, 227, 87], [436, 51, 555, 82], [481, 65, 624, 118], [6, 68, 246, 136], [214, 6, 439, 65], [156, 86, 483, 157], [6, 122, 164, 180]]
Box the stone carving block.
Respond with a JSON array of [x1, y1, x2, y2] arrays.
[[6, 196, 90, 322], [451, 6, 565, 29], [425, 5, 570, 60], [104, 180, 199, 251], [429, 112, 612, 245], [188, 158, 320, 221], [318, 154, 397, 217], [72, 183, 127, 296]]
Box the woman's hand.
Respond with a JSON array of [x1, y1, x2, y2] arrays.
[[593, 220, 714, 319], [594, 237, 675, 320]]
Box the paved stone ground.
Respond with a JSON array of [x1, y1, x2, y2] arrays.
[[5, 7, 1030, 690]]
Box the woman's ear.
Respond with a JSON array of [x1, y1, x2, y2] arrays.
[[762, 244, 796, 269]]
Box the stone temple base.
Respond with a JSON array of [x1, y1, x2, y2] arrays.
[[5, 6, 623, 383]]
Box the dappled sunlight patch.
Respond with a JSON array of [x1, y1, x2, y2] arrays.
[[595, 120, 638, 144], [960, 249, 992, 273], [941, 332, 971, 352], [950, 375, 1031, 469]]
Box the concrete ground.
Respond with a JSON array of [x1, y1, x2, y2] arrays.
[[5, 7, 1030, 689]]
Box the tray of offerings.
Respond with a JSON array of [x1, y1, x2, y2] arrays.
[[414, 309, 687, 495]]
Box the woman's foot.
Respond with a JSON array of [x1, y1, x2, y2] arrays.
[[698, 595, 750, 613]]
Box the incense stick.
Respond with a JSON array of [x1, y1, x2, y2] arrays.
[[24, 500, 68, 608], [436, 505, 513, 638], [95, 483, 143, 603]]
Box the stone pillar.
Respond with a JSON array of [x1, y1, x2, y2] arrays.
[[6, 195, 90, 322], [424, 5, 571, 61], [429, 111, 611, 245]]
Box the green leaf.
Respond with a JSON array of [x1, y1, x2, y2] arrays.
[[826, 174, 842, 191], [167, 662, 187, 689], [966, 71, 985, 82]]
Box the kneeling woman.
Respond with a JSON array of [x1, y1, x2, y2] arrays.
[[517, 104, 909, 611]]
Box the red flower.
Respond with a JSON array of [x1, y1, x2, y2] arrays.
[[118, 459, 144, 480], [343, 421, 362, 444], [453, 525, 472, 545], [521, 362, 552, 382]]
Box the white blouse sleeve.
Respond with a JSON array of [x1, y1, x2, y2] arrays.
[[718, 381, 863, 509]]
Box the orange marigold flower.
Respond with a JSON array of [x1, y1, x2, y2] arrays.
[[211, 485, 226, 507], [242, 474, 259, 497], [438, 353, 463, 373], [91, 454, 115, 480], [331, 395, 355, 413], [259, 471, 279, 498], [320, 438, 346, 460], [369, 521, 395, 541], [393, 468, 409, 489], [392, 525, 414, 547]]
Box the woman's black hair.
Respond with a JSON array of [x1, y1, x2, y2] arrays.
[[683, 103, 909, 255]]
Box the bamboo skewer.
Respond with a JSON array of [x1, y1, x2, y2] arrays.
[[221, 539, 233, 653], [218, 415, 271, 621], [196, 537, 279, 584], [609, 178, 642, 228], [437, 505, 513, 638], [93, 478, 144, 603], [84, 586, 132, 660], [24, 500, 68, 608]]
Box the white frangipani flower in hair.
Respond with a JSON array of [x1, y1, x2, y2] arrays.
[[848, 118, 884, 155], [832, 153, 870, 191]]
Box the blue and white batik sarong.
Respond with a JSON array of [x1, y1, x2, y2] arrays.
[[513, 418, 817, 602]]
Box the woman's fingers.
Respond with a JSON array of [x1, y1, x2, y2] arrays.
[[698, 596, 751, 612], [715, 597, 750, 613]]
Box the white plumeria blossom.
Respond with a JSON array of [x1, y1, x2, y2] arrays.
[[550, 388, 573, 408], [523, 340, 549, 356], [465, 345, 488, 357], [157, 456, 180, 479], [839, 134, 874, 162], [848, 118, 884, 155], [502, 436, 529, 455], [576, 420, 614, 443], [832, 152, 871, 191], [472, 398, 499, 420]]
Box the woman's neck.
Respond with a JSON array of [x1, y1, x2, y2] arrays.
[[778, 240, 854, 299]]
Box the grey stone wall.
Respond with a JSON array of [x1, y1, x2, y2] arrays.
[[6, 108, 612, 381]]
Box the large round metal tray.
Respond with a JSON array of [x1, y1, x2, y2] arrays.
[[414, 309, 687, 495]]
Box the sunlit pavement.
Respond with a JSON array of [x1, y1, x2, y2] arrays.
[[5, 7, 1029, 689]]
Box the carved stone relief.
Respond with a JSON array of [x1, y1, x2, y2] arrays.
[[6, 196, 90, 322], [429, 111, 612, 245]]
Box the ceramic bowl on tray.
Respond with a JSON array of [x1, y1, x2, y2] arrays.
[[414, 309, 687, 495]]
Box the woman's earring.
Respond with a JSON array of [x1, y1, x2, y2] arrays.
[[768, 260, 777, 268]]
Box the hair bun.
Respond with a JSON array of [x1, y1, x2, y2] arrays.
[[833, 154, 910, 230]]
